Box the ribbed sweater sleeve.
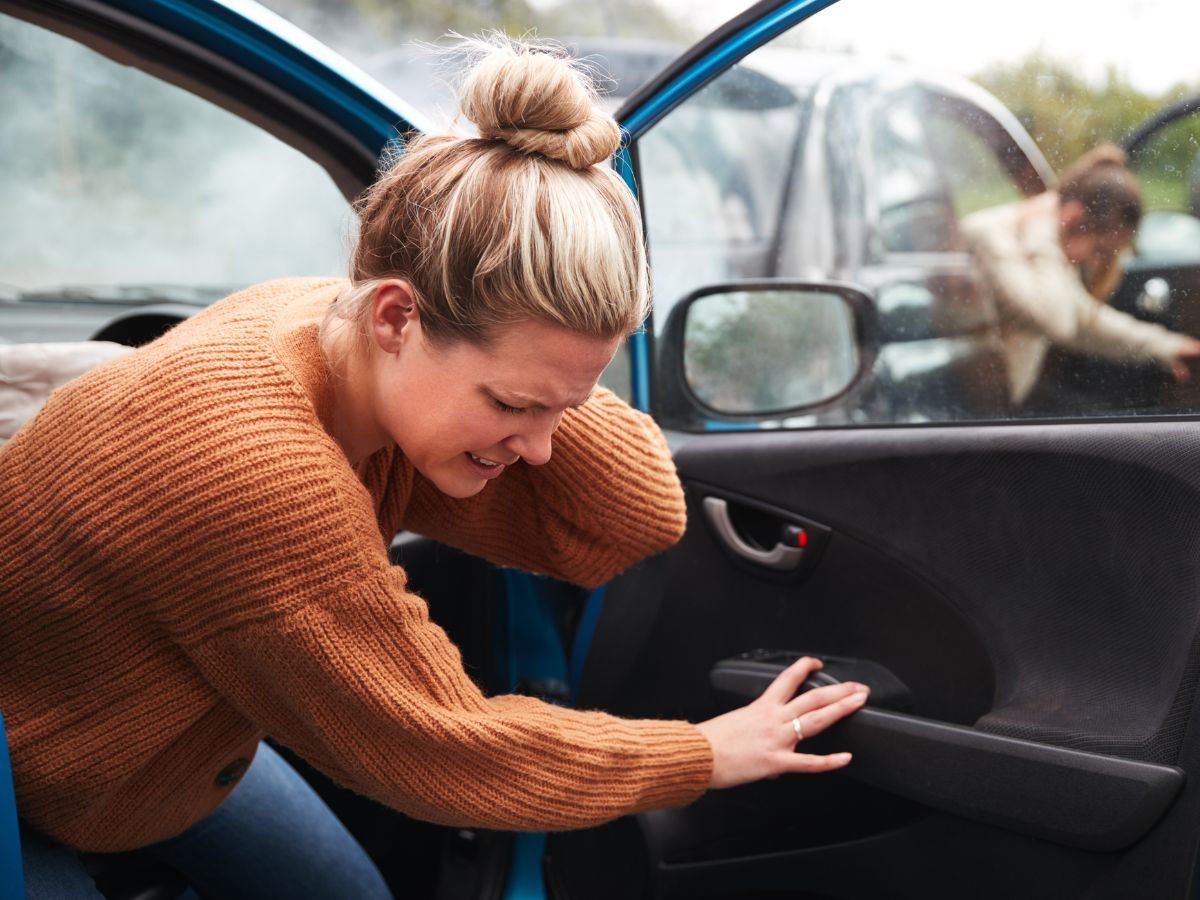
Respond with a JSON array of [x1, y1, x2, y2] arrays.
[[394, 388, 687, 588], [186, 583, 712, 829]]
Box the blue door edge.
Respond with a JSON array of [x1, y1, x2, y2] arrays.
[[0, 711, 24, 900], [493, 575, 608, 899]]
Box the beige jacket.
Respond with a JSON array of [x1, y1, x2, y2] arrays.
[[961, 192, 1189, 405]]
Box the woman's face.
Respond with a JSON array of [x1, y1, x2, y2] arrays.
[[365, 285, 620, 499], [1059, 200, 1135, 272]]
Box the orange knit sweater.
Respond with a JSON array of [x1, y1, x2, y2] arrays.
[[0, 277, 712, 852]]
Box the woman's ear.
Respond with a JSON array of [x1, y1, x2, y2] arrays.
[[370, 280, 420, 354], [1060, 199, 1089, 235]]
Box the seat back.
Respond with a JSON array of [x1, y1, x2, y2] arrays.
[[0, 341, 133, 444]]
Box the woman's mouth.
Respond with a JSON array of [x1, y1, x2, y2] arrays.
[[465, 452, 508, 479]]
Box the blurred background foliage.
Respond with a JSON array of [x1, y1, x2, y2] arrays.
[[974, 53, 1200, 191]]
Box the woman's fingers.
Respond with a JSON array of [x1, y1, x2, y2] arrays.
[[783, 751, 853, 774], [760, 656, 823, 704], [785, 680, 866, 719], [789, 687, 869, 743]]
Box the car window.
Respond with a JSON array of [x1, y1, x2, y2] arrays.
[[1128, 109, 1200, 266], [640, 0, 1200, 429], [873, 88, 961, 253], [0, 13, 351, 345], [924, 98, 1024, 220], [636, 61, 806, 329]]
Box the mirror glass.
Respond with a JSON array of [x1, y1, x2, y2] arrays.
[[683, 289, 860, 415]]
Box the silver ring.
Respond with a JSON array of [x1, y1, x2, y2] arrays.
[[792, 716, 804, 742]]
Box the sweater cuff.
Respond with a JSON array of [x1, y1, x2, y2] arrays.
[[613, 719, 713, 815]]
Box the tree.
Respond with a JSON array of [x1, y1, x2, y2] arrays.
[[973, 53, 1198, 176]]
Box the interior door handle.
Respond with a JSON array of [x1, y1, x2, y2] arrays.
[[702, 497, 804, 572], [709, 652, 1184, 852]]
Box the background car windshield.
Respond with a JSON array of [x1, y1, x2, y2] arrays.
[[254, 0, 747, 122]]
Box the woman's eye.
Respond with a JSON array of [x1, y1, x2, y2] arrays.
[[493, 399, 527, 414]]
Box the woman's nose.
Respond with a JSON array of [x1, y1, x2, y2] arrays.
[[504, 413, 559, 466]]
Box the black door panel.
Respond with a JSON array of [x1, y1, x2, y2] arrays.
[[579, 495, 994, 727], [673, 425, 1200, 763], [555, 421, 1200, 898]]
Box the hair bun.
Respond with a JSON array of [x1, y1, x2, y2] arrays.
[[458, 40, 621, 169]]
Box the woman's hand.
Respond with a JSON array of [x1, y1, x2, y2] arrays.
[[1167, 338, 1200, 383], [695, 656, 868, 790]]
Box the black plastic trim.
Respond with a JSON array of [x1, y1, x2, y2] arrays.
[[1125, 94, 1200, 155], [804, 707, 1184, 852]]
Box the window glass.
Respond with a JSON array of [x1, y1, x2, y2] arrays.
[[0, 13, 351, 345], [641, 0, 1200, 429], [1128, 111, 1200, 266], [925, 100, 1024, 220], [873, 90, 959, 253], [637, 59, 805, 330]]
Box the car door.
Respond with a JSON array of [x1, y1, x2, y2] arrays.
[[547, 1, 1200, 897], [0, 4, 534, 897]]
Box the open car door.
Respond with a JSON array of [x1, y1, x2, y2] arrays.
[[547, 1, 1200, 897], [0, 4, 525, 898]]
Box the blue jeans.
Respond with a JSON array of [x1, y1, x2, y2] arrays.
[[21, 742, 393, 899]]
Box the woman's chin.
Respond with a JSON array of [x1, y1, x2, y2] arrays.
[[424, 467, 489, 499]]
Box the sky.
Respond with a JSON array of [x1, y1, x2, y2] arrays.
[[661, 0, 1200, 95]]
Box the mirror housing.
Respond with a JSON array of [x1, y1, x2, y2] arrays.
[[657, 281, 878, 429]]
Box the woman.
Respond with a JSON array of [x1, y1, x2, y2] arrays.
[[0, 39, 868, 897], [960, 144, 1200, 408]]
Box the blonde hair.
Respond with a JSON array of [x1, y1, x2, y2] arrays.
[[325, 36, 649, 352]]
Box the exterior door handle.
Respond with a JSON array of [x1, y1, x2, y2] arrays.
[[702, 496, 804, 572], [1136, 277, 1171, 316]]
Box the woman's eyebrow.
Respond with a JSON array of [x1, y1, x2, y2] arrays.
[[488, 387, 595, 409]]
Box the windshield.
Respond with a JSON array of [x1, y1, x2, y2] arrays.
[[253, 0, 751, 122]]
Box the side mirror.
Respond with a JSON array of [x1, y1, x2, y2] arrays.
[[658, 282, 877, 427]]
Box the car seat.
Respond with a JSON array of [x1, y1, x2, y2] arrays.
[[1, 341, 187, 899], [0, 341, 132, 444]]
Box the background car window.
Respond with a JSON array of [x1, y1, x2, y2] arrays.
[[1128, 110, 1200, 266], [643, 0, 1200, 430], [874, 90, 959, 253], [0, 13, 351, 344], [637, 61, 804, 332], [923, 99, 1024, 220]]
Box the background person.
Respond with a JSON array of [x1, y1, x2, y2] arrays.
[[1, 38, 868, 899], [960, 144, 1200, 408]]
